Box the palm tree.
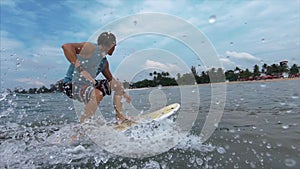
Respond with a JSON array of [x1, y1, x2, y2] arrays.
[[234, 66, 241, 80], [262, 63, 268, 74], [253, 64, 260, 78], [271, 64, 280, 76], [290, 64, 299, 75], [177, 73, 181, 79], [191, 66, 197, 76], [234, 66, 241, 73]]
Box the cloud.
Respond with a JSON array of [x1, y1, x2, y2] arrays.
[[219, 58, 235, 65], [0, 30, 25, 50], [219, 57, 238, 70], [65, 0, 125, 28], [0, 0, 20, 11], [144, 59, 181, 73], [226, 51, 259, 61], [15, 78, 45, 87], [142, 0, 173, 12], [1, 1, 38, 28], [61, 31, 89, 41], [19, 44, 64, 68], [97, 0, 123, 7]]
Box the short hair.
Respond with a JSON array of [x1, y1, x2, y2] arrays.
[[97, 32, 116, 47]]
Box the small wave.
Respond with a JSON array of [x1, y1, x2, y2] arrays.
[[0, 121, 222, 168], [0, 91, 10, 101]]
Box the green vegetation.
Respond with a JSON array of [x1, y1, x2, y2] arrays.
[[131, 71, 177, 88], [129, 62, 299, 88], [12, 62, 299, 93], [13, 80, 64, 94]]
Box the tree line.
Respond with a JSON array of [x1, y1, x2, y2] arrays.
[[128, 62, 299, 88], [12, 80, 64, 94], [12, 62, 299, 93]]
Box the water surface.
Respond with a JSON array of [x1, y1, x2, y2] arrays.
[[0, 80, 299, 168]]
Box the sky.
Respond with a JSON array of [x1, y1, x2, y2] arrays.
[[1, 0, 299, 90]]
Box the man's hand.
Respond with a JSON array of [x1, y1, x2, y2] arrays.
[[94, 79, 111, 96]]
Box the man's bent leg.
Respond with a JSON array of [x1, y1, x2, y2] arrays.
[[80, 88, 103, 123], [111, 79, 128, 122], [114, 94, 128, 121]]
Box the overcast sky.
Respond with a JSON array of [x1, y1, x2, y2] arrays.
[[1, 0, 299, 89]]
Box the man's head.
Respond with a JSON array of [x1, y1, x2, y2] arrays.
[[97, 32, 116, 56]]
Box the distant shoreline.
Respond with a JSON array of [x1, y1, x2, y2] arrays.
[[8, 77, 300, 94], [225, 77, 300, 85], [196, 77, 300, 86], [126, 77, 300, 90]]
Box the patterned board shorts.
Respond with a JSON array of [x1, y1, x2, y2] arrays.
[[63, 82, 95, 104], [63, 80, 111, 104]]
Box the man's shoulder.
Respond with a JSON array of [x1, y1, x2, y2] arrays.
[[76, 42, 97, 59], [83, 42, 97, 47]]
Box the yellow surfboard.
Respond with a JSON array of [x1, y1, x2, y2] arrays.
[[114, 103, 180, 131]]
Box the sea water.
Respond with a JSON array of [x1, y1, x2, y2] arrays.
[[0, 80, 299, 168]]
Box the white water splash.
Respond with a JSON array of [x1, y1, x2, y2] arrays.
[[0, 120, 220, 168], [0, 91, 9, 101]]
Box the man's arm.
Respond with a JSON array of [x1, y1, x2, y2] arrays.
[[62, 42, 83, 66], [102, 62, 113, 82], [62, 42, 97, 85], [102, 62, 130, 102]]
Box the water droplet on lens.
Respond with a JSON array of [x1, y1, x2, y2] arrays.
[[261, 38, 265, 43], [250, 161, 256, 168], [217, 147, 226, 154], [282, 124, 289, 129], [208, 15, 216, 24], [286, 110, 292, 113], [129, 137, 135, 142], [291, 95, 299, 99], [158, 85, 162, 90], [133, 20, 137, 26], [189, 155, 195, 163], [260, 84, 266, 88], [196, 157, 203, 165], [285, 158, 296, 167]]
